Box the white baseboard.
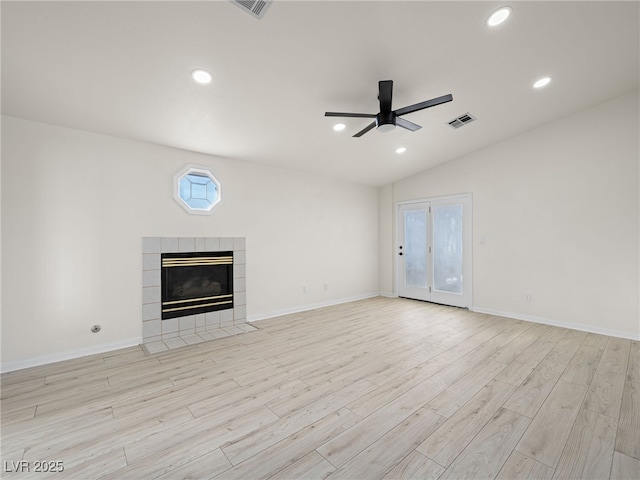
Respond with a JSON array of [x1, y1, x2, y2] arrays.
[[248, 292, 380, 323], [472, 307, 640, 341], [8, 299, 633, 373], [2, 294, 380, 373], [379, 291, 397, 298], [1, 337, 143, 374]]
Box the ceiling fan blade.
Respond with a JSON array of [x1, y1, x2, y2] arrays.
[[353, 121, 377, 137], [395, 93, 453, 117], [378, 80, 393, 113], [325, 112, 376, 118], [396, 117, 422, 132]]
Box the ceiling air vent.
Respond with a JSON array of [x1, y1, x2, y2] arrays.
[[230, 0, 272, 19], [448, 113, 477, 129]]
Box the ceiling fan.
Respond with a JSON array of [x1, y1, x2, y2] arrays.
[[325, 80, 453, 137]]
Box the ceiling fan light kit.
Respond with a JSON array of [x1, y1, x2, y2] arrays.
[[325, 80, 453, 137], [376, 112, 396, 133]]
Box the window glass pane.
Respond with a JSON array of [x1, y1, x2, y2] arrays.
[[186, 173, 210, 185], [404, 209, 428, 288], [206, 182, 218, 202], [179, 177, 191, 200], [185, 198, 211, 210], [433, 204, 463, 293], [190, 182, 208, 199]]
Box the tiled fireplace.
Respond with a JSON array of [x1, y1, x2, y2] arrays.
[[142, 236, 251, 353]]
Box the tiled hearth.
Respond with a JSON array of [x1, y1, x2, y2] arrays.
[[141, 236, 254, 354]]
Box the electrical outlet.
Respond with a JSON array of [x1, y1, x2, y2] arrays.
[[324, 283, 329, 292], [303, 285, 308, 294], [524, 293, 532, 302]]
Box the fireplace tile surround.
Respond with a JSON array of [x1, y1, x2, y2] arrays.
[[142, 236, 252, 354]]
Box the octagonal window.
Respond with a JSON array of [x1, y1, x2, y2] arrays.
[[174, 166, 221, 215]]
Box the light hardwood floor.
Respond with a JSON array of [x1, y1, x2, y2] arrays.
[[2, 297, 639, 479]]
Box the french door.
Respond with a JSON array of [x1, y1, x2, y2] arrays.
[[397, 195, 472, 308]]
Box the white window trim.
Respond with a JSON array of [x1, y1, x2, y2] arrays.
[[173, 164, 222, 215]]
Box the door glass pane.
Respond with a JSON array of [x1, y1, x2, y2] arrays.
[[404, 209, 428, 288], [433, 204, 463, 293]]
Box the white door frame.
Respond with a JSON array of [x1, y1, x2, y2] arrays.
[[395, 193, 473, 309]]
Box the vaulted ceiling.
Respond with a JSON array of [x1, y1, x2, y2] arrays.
[[2, 1, 638, 186]]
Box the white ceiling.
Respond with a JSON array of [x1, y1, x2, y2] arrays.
[[2, 1, 638, 186]]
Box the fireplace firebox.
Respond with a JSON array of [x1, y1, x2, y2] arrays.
[[161, 251, 233, 320]]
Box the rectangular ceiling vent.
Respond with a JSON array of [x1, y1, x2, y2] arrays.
[[448, 112, 477, 129], [230, 0, 272, 19]]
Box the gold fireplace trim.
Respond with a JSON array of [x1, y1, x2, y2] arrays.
[[162, 293, 233, 306], [162, 294, 233, 313], [162, 299, 233, 314], [162, 256, 233, 268]]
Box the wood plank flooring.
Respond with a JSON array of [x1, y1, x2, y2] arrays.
[[1, 297, 639, 479]]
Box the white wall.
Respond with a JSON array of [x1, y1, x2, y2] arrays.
[[384, 91, 640, 339], [1, 116, 379, 368], [3, 90, 638, 370], [378, 184, 394, 298]]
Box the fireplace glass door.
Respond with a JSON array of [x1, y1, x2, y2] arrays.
[[161, 251, 234, 319]]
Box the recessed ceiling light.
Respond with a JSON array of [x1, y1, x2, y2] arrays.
[[533, 76, 552, 89], [333, 123, 346, 132], [486, 6, 512, 27], [192, 69, 212, 84], [395, 147, 407, 154]]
